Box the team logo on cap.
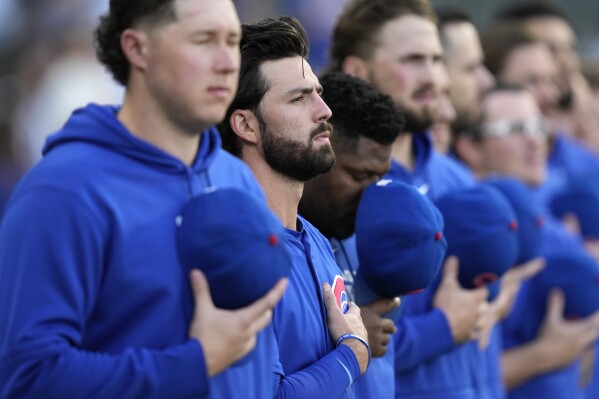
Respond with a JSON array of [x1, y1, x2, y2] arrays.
[[332, 275, 349, 314]]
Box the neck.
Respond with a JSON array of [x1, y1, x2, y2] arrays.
[[391, 133, 415, 171], [118, 84, 204, 166], [242, 147, 303, 231]]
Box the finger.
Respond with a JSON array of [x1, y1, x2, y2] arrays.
[[478, 328, 491, 350], [380, 318, 397, 334], [323, 283, 344, 317], [190, 269, 214, 311], [238, 334, 258, 361], [440, 256, 460, 285], [545, 288, 565, 324], [381, 333, 390, 346], [514, 258, 546, 281], [238, 278, 288, 328], [345, 301, 362, 316], [580, 323, 599, 349], [246, 308, 274, 334], [472, 286, 490, 302], [364, 297, 401, 314], [371, 345, 387, 358]]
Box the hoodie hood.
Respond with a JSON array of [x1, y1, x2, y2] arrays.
[[42, 103, 221, 173]]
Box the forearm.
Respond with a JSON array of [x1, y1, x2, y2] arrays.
[[502, 340, 564, 389], [274, 345, 360, 399], [0, 338, 208, 399], [394, 309, 455, 372]]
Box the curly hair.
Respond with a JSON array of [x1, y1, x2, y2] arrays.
[[328, 0, 437, 72], [319, 72, 405, 150], [94, 0, 177, 86], [219, 16, 309, 157]]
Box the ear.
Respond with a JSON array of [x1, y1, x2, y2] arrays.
[[454, 135, 483, 172], [120, 28, 150, 73], [342, 56, 370, 81], [229, 109, 260, 145]]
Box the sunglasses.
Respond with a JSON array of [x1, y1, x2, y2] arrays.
[[480, 117, 548, 138]]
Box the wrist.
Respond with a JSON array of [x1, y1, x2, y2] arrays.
[[336, 334, 371, 374]]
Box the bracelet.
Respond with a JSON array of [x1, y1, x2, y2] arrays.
[[336, 333, 372, 368]]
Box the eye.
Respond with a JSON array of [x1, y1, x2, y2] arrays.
[[291, 96, 305, 103]]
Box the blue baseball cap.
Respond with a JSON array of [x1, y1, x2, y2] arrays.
[[435, 185, 519, 300], [176, 187, 292, 310], [355, 179, 447, 301], [550, 176, 599, 239], [483, 177, 544, 265], [520, 251, 599, 341]]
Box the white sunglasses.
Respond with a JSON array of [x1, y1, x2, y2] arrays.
[[481, 117, 548, 138]]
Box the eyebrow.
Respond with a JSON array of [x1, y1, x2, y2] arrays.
[[285, 85, 323, 97]]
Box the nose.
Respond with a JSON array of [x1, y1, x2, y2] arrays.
[[541, 80, 560, 108], [478, 65, 496, 93], [436, 94, 456, 124], [315, 94, 332, 123], [421, 61, 437, 85], [214, 44, 239, 74]]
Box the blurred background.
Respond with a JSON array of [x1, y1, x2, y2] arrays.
[[0, 0, 598, 206]]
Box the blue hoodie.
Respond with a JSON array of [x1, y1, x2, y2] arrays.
[[0, 104, 274, 399]]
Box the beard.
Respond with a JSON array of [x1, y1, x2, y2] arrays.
[[259, 115, 336, 182], [403, 107, 434, 134]]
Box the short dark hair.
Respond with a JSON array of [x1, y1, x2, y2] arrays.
[[94, 0, 177, 86], [496, 1, 569, 23], [320, 72, 404, 151], [435, 6, 473, 50], [328, 0, 437, 72], [436, 6, 472, 30], [219, 16, 309, 157], [481, 22, 540, 77]]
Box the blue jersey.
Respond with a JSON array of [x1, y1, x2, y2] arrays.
[[502, 213, 587, 399], [331, 236, 395, 399], [385, 133, 475, 201], [382, 133, 477, 398], [272, 216, 360, 398], [535, 134, 599, 206], [0, 104, 272, 398], [466, 326, 506, 399], [584, 342, 599, 398], [394, 280, 476, 399]]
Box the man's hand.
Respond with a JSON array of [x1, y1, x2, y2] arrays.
[[361, 297, 400, 357], [188, 269, 288, 377], [535, 289, 599, 370], [323, 283, 370, 374], [478, 258, 545, 349], [433, 256, 489, 344], [503, 288, 599, 389]]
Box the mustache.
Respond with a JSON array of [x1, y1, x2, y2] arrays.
[[309, 122, 334, 140]]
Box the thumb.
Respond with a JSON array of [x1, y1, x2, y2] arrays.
[[545, 288, 565, 324], [441, 256, 460, 285], [365, 297, 401, 314], [190, 269, 214, 311], [473, 285, 490, 302]]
